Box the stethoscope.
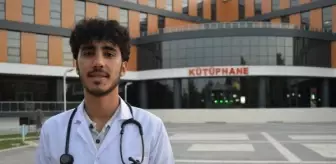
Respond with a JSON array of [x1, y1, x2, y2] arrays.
[[59, 102, 144, 164]]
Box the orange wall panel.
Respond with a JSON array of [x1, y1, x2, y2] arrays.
[[128, 11, 140, 38], [148, 14, 158, 34], [245, 0, 255, 18], [189, 0, 197, 16], [128, 46, 137, 71], [300, 0, 311, 4], [280, 0, 290, 9], [21, 33, 36, 64], [271, 18, 281, 23], [216, 0, 225, 21], [331, 41, 336, 68], [261, 0, 271, 14], [173, 0, 182, 13], [86, 2, 98, 18], [35, 0, 50, 25], [310, 8, 322, 30], [203, 0, 211, 19], [289, 14, 301, 27], [156, 0, 166, 9], [138, 0, 148, 5], [0, 30, 7, 62], [108, 6, 120, 21], [333, 6, 336, 33], [48, 36, 63, 66], [222, 0, 239, 21], [62, 0, 75, 28], [6, 0, 22, 21]]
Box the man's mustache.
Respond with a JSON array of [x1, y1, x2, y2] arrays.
[[87, 69, 110, 77]]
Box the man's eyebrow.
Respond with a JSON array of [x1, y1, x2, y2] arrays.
[[102, 46, 116, 51]]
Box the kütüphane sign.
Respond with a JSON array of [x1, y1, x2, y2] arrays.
[[188, 67, 249, 76]]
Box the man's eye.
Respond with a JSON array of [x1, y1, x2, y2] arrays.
[[83, 51, 94, 56], [104, 53, 114, 57]]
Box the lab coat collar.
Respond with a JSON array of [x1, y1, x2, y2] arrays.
[[71, 97, 133, 155], [73, 97, 133, 125]]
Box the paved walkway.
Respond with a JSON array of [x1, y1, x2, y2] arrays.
[[1, 123, 336, 164]]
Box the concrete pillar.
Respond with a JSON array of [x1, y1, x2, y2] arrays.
[[322, 78, 329, 107], [173, 79, 182, 109], [258, 77, 267, 108], [139, 81, 148, 109]]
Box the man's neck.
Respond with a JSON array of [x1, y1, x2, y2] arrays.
[[84, 89, 120, 129]]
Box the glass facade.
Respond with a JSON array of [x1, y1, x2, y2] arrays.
[[74, 0, 85, 23], [36, 34, 49, 65], [22, 0, 35, 24], [7, 31, 21, 63], [182, 0, 188, 15], [137, 36, 331, 70], [120, 9, 128, 28], [50, 0, 61, 27], [0, 0, 5, 20], [0, 75, 335, 110], [62, 37, 73, 66]]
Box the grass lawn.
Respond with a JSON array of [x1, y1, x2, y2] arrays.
[[0, 132, 38, 139], [0, 139, 27, 150]]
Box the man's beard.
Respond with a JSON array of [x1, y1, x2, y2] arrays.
[[80, 74, 121, 97]]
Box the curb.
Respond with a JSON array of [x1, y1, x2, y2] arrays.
[[0, 140, 38, 153]]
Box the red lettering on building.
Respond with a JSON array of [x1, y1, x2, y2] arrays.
[[188, 67, 249, 77]]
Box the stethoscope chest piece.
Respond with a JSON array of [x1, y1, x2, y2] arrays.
[[60, 154, 74, 164]]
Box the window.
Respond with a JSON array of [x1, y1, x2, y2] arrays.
[[272, 0, 280, 11], [238, 0, 245, 19], [182, 0, 188, 14], [22, 0, 34, 23], [211, 0, 216, 20], [166, 0, 172, 11], [7, 31, 21, 63], [254, 0, 262, 15], [140, 13, 148, 36], [322, 7, 332, 32], [148, 0, 156, 7], [36, 35, 49, 65], [197, 0, 203, 17], [125, 0, 137, 3], [75, 0, 85, 23], [158, 16, 165, 29], [98, 4, 107, 20], [301, 11, 310, 30], [290, 0, 299, 7], [0, 0, 5, 20], [120, 9, 128, 28], [50, 0, 61, 27], [281, 15, 290, 23], [62, 37, 73, 66]]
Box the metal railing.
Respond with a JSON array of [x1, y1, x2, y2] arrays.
[[0, 101, 81, 112], [143, 21, 333, 36]]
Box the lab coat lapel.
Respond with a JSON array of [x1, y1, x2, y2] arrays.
[[97, 99, 133, 156], [74, 101, 97, 155]]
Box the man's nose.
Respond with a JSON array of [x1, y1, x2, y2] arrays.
[[92, 51, 104, 67]]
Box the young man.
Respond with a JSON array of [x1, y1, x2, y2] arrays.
[[35, 18, 175, 164]]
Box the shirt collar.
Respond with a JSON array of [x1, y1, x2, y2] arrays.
[[73, 97, 133, 125]]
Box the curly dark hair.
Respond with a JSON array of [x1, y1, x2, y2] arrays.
[[69, 18, 131, 62]]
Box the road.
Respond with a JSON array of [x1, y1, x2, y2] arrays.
[[1, 123, 336, 164]]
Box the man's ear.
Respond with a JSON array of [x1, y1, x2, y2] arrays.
[[120, 61, 128, 77]]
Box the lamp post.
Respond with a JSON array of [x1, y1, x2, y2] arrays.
[[124, 82, 133, 102], [63, 68, 74, 112]]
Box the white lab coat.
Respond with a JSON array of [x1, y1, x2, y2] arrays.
[[35, 99, 175, 164]]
